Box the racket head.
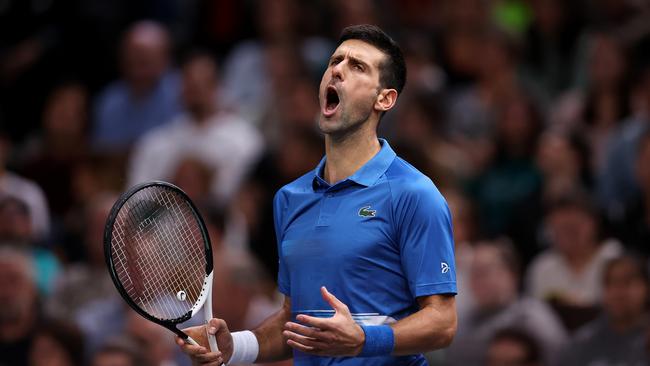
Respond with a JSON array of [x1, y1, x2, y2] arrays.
[[104, 181, 214, 338]]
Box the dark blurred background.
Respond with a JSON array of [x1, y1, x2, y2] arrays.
[[1, 0, 650, 365]]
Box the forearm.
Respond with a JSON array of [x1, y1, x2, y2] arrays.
[[390, 294, 457, 355], [252, 298, 293, 362]]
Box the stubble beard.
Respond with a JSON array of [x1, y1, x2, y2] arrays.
[[318, 96, 375, 142]]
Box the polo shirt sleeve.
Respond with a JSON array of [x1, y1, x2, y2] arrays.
[[273, 189, 291, 296], [393, 178, 457, 298]]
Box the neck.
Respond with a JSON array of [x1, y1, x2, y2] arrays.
[[190, 104, 217, 125], [323, 126, 380, 185]]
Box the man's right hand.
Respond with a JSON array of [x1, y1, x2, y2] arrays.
[[175, 318, 233, 365]]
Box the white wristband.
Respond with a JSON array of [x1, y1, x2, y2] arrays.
[[227, 330, 259, 365]]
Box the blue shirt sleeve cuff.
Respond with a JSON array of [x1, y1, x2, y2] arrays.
[[413, 282, 457, 297]]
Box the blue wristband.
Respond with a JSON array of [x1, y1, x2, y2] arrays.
[[359, 325, 394, 357]]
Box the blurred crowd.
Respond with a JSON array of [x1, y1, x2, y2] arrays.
[[1, 0, 650, 365]]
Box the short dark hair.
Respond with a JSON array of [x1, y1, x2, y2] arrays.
[[338, 24, 406, 94]]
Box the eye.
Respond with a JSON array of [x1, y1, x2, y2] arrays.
[[329, 58, 341, 66], [352, 63, 364, 72]]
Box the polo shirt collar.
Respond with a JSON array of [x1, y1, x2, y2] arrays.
[[312, 138, 396, 189]]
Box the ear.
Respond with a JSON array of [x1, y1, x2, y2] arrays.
[[374, 88, 398, 113]]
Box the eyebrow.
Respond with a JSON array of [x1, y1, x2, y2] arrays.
[[329, 53, 371, 69]]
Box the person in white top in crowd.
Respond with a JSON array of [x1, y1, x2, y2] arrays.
[[128, 51, 263, 204], [526, 194, 621, 310], [0, 131, 50, 240]]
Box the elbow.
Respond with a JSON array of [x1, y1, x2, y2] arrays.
[[437, 324, 456, 349]]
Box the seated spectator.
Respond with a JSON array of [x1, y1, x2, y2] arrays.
[[128, 51, 263, 204], [92, 21, 181, 152], [91, 338, 150, 366], [611, 130, 650, 256], [526, 194, 621, 330], [19, 81, 90, 218], [0, 196, 59, 295], [0, 130, 50, 240], [446, 239, 567, 366], [557, 255, 650, 365], [45, 193, 119, 322], [0, 247, 40, 366], [485, 328, 543, 366], [28, 319, 84, 366], [597, 64, 650, 216]]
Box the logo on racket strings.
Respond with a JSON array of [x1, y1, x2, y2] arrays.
[[176, 291, 187, 301]]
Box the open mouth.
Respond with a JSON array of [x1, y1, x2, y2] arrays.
[[324, 86, 340, 115]]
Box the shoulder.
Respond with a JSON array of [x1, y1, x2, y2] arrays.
[[385, 156, 447, 209], [274, 170, 315, 203]]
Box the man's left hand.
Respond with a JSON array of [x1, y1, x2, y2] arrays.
[[283, 286, 366, 357]]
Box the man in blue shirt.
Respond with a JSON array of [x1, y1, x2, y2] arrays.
[[178, 24, 457, 365]]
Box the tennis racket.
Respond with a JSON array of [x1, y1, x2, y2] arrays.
[[104, 181, 219, 353]]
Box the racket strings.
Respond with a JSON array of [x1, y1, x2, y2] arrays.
[[111, 186, 208, 321]]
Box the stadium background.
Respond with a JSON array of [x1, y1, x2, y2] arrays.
[[1, 0, 650, 365]]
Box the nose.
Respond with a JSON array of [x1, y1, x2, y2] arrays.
[[331, 61, 344, 82]]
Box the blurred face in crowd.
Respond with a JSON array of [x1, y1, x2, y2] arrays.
[[0, 252, 37, 340], [602, 259, 648, 324], [470, 243, 518, 309], [92, 352, 135, 366], [318, 40, 396, 138], [84, 195, 116, 266], [0, 198, 32, 242], [29, 334, 75, 366], [125, 311, 173, 366], [121, 22, 170, 94], [486, 337, 538, 366], [589, 35, 625, 89], [536, 133, 580, 178], [546, 205, 597, 258], [43, 84, 87, 142], [181, 56, 218, 118]]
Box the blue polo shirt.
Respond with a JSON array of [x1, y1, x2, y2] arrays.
[[274, 139, 456, 366]]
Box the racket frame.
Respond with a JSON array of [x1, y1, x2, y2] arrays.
[[104, 181, 215, 343]]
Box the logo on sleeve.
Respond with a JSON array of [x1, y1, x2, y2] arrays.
[[358, 206, 376, 217], [441, 262, 450, 274]]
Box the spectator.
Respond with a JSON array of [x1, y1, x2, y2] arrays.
[[28, 319, 84, 366], [485, 328, 543, 366], [557, 255, 650, 365], [446, 239, 566, 366], [45, 193, 119, 322], [92, 20, 181, 152], [597, 64, 650, 217], [611, 130, 650, 256], [128, 51, 263, 204], [0, 246, 40, 366], [526, 194, 622, 330], [19, 81, 90, 218], [0, 196, 60, 295], [0, 131, 50, 240], [91, 338, 150, 366]]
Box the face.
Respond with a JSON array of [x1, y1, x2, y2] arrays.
[[318, 39, 392, 138], [546, 207, 597, 256], [602, 261, 648, 321], [0, 257, 36, 327], [486, 338, 534, 366], [92, 353, 134, 366], [181, 57, 217, 114], [29, 334, 74, 366], [470, 244, 517, 309]]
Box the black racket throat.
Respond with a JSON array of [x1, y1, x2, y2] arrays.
[[104, 181, 214, 334]]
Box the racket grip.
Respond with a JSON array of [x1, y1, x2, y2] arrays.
[[185, 336, 200, 346]]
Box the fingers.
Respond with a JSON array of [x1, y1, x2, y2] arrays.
[[175, 336, 208, 355], [295, 314, 334, 330], [283, 329, 327, 349], [208, 318, 228, 332], [175, 336, 224, 365], [285, 322, 333, 342], [320, 286, 349, 313]]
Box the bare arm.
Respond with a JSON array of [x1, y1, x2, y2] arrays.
[[391, 294, 457, 354], [252, 295, 293, 362]]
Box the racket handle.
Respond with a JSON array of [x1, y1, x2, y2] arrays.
[[185, 336, 200, 346], [204, 278, 220, 353]]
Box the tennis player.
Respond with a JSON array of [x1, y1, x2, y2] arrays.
[[177, 24, 457, 365]]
